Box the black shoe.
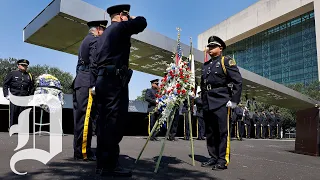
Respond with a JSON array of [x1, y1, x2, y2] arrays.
[[100, 166, 132, 177], [167, 137, 177, 141], [201, 137, 206, 140], [212, 164, 227, 171], [184, 137, 190, 140], [74, 155, 96, 161], [201, 158, 217, 167]]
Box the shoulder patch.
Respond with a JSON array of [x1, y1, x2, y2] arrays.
[[228, 59, 236, 66]]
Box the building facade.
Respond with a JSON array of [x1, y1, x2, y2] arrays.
[[198, 0, 320, 86]]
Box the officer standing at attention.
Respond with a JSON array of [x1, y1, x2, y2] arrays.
[[195, 89, 205, 140], [3, 59, 34, 129], [145, 79, 160, 141], [200, 36, 242, 171], [93, 4, 147, 177], [73, 20, 108, 161]]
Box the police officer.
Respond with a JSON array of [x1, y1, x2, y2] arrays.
[[269, 111, 276, 138], [182, 96, 193, 140], [93, 4, 147, 177], [195, 90, 205, 140], [167, 108, 180, 141], [234, 104, 244, 140], [3, 59, 34, 129], [253, 111, 261, 139], [145, 79, 160, 141], [73, 20, 107, 161], [261, 111, 268, 139], [244, 107, 251, 138], [200, 36, 242, 170]]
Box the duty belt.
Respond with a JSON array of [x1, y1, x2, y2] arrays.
[[205, 83, 233, 91], [77, 64, 89, 72], [98, 65, 127, 76]]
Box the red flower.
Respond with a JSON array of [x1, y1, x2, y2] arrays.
[[180, 75, 184, 79], [186, 75, 189, 78], [177, 90, 181, 94], [182, 89, 186, 94], [176, 84, 181, 88], [184, 80, 188, 83]]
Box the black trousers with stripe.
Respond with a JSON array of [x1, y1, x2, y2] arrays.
[[183, 112, 190, 138], [204, 106, 231, 166], [9, 102, 26, 128], [95, 74, 129, 170], [148, 112, 159, 138], [73, 87, 95, 159]]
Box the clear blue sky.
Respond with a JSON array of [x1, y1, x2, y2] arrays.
[[0, 0, 258, 100]]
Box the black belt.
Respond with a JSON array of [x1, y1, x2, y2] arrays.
[[77, 65, 89, 72], [98, 65, 127, 76]]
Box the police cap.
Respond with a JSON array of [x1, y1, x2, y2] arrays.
[[150, 79, 159, 84], [207, 36, 226, 50], [107, 4, 131, 16], [87, 20, 108, 29], [17, 59, 29, 66]]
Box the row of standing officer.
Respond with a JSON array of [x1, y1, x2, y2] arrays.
[[72, 4, 147, 177], [232, 106, 282, 139]]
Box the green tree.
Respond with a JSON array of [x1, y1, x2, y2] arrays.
[[287, 81, 320, 101], [0, 58, 19, 85], [136, 89, 147, 101]]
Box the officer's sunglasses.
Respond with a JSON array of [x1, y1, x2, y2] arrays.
[[19, 64, 28, 67]]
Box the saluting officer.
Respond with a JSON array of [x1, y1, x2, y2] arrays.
[[93, 4, 147, 177], [145, 79, 160, 141], [3, 59, 34, 129], [73, 20, 108, 161], [200, 36, 242, 171]]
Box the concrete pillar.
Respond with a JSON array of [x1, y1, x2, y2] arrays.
[[295, 106, 320, 156]]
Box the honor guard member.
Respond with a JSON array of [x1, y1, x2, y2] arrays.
[[73, 20, 108, 161], [145, 79, 160, 141], [93, 4, 147, 177], [261, 111, 268, 139], [182, 96, 193, 140], [200, 36, 242, 170], [3, 59, 34, 129], [234, 104, 244, 140], [195, 89, 205, 140], [244, 107, 251, 138]]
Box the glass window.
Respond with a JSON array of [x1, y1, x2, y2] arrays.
[[225, 11, 318, 86]]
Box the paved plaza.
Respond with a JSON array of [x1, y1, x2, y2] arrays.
[[0, 133, 319, 180]]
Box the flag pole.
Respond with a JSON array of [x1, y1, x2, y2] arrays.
[[188, 37, 195, 166]]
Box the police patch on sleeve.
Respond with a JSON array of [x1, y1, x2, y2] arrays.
[[229, 59, 236, 66]]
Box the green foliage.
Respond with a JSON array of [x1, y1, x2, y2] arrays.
[[0, 58, 18, 84], [136, 89, 147, 101], [287, 81, 320, 101], [0, 58, 74, 94]]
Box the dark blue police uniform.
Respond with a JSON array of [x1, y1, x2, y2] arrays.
[[145, 79, 160, 141], [244, 109, 251, 138], [3, 59, 34, 128], [73, 20, 108, 161], [195, 95, 205, 140], [93, 4, 147, 176], [200, 36, 242, 170], [234, 106, 244, 140]]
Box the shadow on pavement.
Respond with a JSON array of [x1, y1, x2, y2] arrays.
[[1, 155, 219, 180]]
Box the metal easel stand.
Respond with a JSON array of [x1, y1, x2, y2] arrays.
[[35, 108, 67, 136]]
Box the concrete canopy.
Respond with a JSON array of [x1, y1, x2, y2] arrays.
[[23, 0, 318, 111]]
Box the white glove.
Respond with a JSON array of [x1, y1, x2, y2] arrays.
[[226, 100, 237, 109], [5, 95, 9, 100], [254, 124, 256, 127], [268, 124, 270, 127], [91, 87, 96, 95]]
